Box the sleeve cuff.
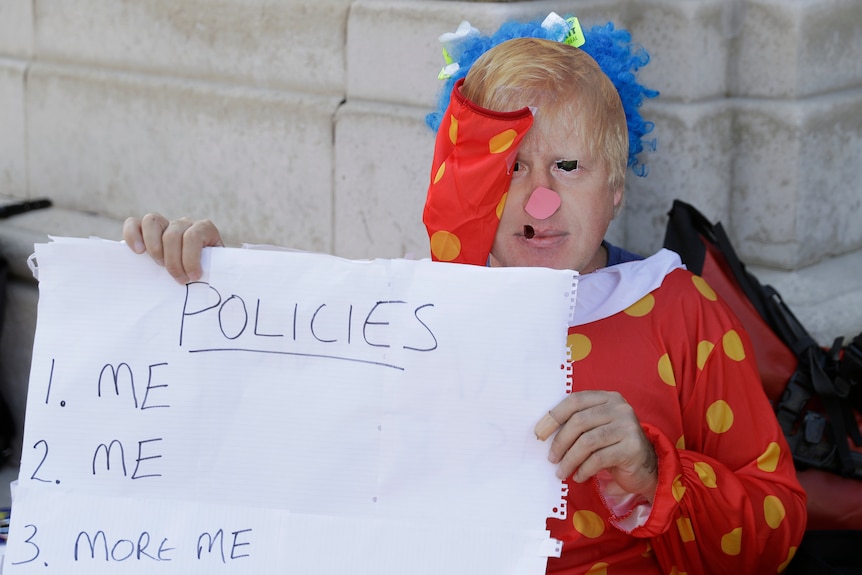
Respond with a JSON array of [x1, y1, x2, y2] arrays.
[[596, 422, 683, 536]]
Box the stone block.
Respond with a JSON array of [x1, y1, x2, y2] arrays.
[[0, 0, 33, 58], [333, 100, 434, 260], [604, 212, 626, 250], [0, 59, 28, 197], [26, 62, 340, 252], [33, 0, 351, 93], [346, 0, 627, 109], [731, 88, 862, 269], [730, 0, 862, 98], [625, 0, 730, 102], [622, 98, 733, 257], [751, 249, 862, 346]]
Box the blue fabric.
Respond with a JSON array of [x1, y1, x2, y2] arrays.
[[604, 240, 643, 266]]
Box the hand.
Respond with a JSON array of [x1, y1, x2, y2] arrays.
[[122, 214, 224, 284], [539, 390, 658, 502]]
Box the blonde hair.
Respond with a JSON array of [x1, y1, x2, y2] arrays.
[[461, 37, 628, 192]]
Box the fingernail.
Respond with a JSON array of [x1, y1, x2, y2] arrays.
[[133, 240, 145, 254]]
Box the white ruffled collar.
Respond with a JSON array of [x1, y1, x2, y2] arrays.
[[571, 249, 684, 326]]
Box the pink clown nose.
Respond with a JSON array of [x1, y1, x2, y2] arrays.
[[524, 186, 562, 220]]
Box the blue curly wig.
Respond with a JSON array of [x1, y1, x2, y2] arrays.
[[426, 16, 658, 177]]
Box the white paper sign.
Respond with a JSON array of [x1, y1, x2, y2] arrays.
[[4, 239, 576, 574]]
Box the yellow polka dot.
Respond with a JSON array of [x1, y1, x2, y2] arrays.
[[567, 333, 592, 362], [489, 129, 518, 154], [495, 192, 507, 219], [672, 474, 686, 502], [696, 340, 715, 370], [722, 329, 746, 361], [677, 517, 695, 543], [433, 161, 446, 184], [572, 509, 605, 539], [706, 400, 734, 434], [448, 114, 458, 145], [694, 461, 717, 488], [676, 435, 685, 450], [585, 562, 609, 575], [757, 442, 781, 473], [624, 293, 655, 317], [658, 353, 676, 386], [429, 230, 461, 262], [721, 527, 742, 555], [764, 495, 786, 529], [692, 275, 717, 301], [778, 546, 797, 573]]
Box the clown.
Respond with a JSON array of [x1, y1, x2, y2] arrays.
[[419, 15, 806, 574]]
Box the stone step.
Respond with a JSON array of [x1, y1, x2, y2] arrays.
[[25, 60, 341, 253]]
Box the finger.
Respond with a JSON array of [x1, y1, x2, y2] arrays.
[[547, 396, 615, 464], [553, 416, 620, 478], [535, 411, 562, 441], [161, 218, 196, 283], [180, 220, 224, 282], [557, 425, 621, 481], [548, 390, 615, 426], [122, 217, 146, 253], [140, 213, 170, 265]]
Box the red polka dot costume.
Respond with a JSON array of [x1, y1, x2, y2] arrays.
[[422, 84, 806, 573], [547, 267, 806, 574]]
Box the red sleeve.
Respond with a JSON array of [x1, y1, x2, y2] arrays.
[[617, 272, 807, 574]]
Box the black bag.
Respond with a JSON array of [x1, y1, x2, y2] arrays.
[[0, 200, 52, 466], [0, 255, 14, 467], [0, 392, 13, 467]]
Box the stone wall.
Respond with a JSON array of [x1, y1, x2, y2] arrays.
[[0, 0, 861, 461]]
